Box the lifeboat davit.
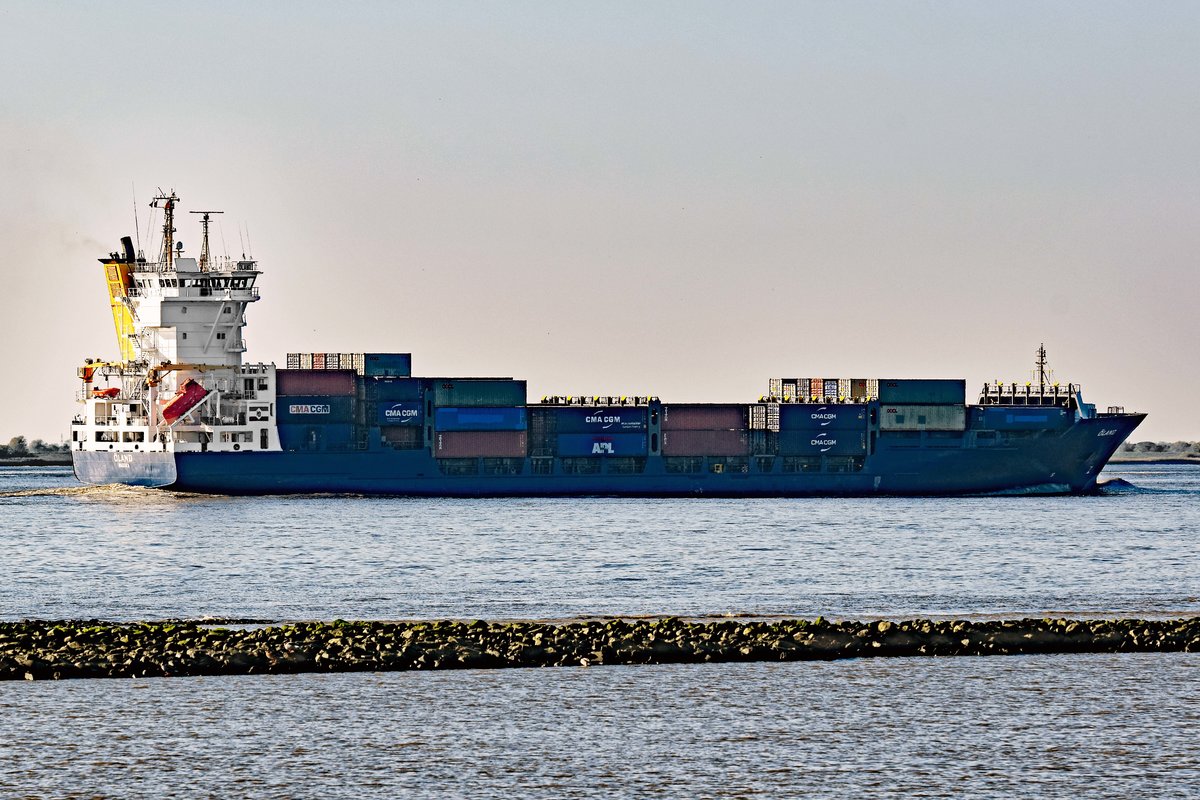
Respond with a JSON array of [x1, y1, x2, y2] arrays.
[[161, 379, 208, 423]]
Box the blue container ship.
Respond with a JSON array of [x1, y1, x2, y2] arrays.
[[71, 194, 1145, 496]]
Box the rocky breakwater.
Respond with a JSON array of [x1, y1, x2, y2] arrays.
[[3, 617, 1199, 681]]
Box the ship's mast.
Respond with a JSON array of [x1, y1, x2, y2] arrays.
[[150, 191, 180, 268], [1036, 343, 1048, 394], [189, 210, 223, 271]]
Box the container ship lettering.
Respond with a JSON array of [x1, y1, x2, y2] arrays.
[[71, 194, 1145, 496]]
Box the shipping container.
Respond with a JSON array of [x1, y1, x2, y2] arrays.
[[823, 379, 840, 399], [556, 432, 648, 457], [299, 352, 313, 370], [779, 404, 867, 431], [435, 430, 527, 458], [979, 406, 1070, 431], [661, 429, 750, 456], [878, 379, 965, 405], [312, 353, 326, 370], [364, 353, 413, 377], [851, 379, 868, 399], [433, 379, 526, 407], [434, 406, 527, 432], [809, 378, 824, 400], [377, 400, 423, 426], [661, 404, 747, 431], [866, 378, 879, 399], [276, 369, 356, 396], [276, 395, 355, 425], [880, 404, 966, 431], [552, 406, 648, 433], [366, 377, 423, 401], [781, 380, 796, 402], [381, 425, 424, 449], [277, 423, 355, 451], [837, 378, 851, 399], [777, 430, 867, 456], [325, 353, 340, 370], [286, 353, 301, 369]]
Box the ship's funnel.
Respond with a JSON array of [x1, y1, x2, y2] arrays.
[[120, 236, 135, 263]]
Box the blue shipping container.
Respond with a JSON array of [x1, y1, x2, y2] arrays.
[[435, 406, 528, 432], [364, 353, 412, 377], [377, 400, 423, 426], [878, 379, 965, 405], [368, 377, 423, 401], [277, 423, 355, 451], [277, 395, 355, 425], [979, 406, 1070, 431], [557, 433, 648, 457], [777, 430, 867, 456], [779, 404, 867, 431], [553, 407, 649, 433]]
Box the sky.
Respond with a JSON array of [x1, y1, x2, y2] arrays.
[[1, 2, 1197, 443]]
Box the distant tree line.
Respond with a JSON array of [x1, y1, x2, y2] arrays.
[[0, 436, 70, 458], [1118, 441, 1199, 453]]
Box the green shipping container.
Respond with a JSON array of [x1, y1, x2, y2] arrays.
[[433, 379, 526, 407]]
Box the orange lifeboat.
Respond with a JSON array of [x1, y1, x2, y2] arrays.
[[161, 379, 209, 423], [91, 387, 120, 399]]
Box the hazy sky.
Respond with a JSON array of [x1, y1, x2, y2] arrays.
[[2, 2, 1197, 443]]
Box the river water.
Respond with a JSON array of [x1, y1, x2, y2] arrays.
[[1, 464, 1197, 796]]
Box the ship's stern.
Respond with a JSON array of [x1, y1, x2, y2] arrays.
[[72, 450, 178, 488]]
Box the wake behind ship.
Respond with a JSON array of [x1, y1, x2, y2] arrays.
[[71, 193, 1144, 496]]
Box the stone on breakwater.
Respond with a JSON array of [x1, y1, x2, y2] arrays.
[[1, 617, 1198, 681]]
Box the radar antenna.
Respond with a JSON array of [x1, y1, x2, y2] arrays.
[[150, 190, 180, 268], [189, 210, 223, 271]]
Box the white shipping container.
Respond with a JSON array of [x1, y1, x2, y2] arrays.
[[838, 379, 851, 399], [299, 353, 314, 370]]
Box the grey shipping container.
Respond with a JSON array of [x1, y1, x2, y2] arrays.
[[777, 430, 867, 456], [878, 379, 965, 405], [277, 395, 355, 425], [435, 430, 527, 458], [880, 404, 967, 431], [823, 379, 840, 398], [434, 379, 526, 407], [661, 404, 747, 431], [277, 369, 356, 396], [779, 403, 866, 431], [661, 429, 750, 456]]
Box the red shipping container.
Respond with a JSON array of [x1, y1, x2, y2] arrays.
[[312, 353, 326, 369], [661, 404, 747, 431], [435, 430, 528, 458], [277, 369, 356, 396], [661, 429, 750, 456], [809, 378, 824, 399]]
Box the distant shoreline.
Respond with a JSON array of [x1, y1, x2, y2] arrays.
[[0, 457, 72, 467]]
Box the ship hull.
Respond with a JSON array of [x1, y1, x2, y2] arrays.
[[72, 450, 177, 488], [74, 413, 1145, 497]]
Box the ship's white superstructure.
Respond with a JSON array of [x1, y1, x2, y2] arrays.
[[72, 192, 280, 459]]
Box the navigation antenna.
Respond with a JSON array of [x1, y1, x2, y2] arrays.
[[189, 210, 223, 271], [150, 190, 180, 268], [1035, 343, 1049, 394]]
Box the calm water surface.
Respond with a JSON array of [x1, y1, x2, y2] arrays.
[[0, 464, 1196, 621], [1, 464, 1197, 797]]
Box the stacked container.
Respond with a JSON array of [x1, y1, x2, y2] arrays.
[[554, 406, 649, 457], [275, 369, 358, 451], [286, 353, 410, 377], [661, 404, 750, 456], [432, 379, 528, 458], [777, 403, 868, 455]]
